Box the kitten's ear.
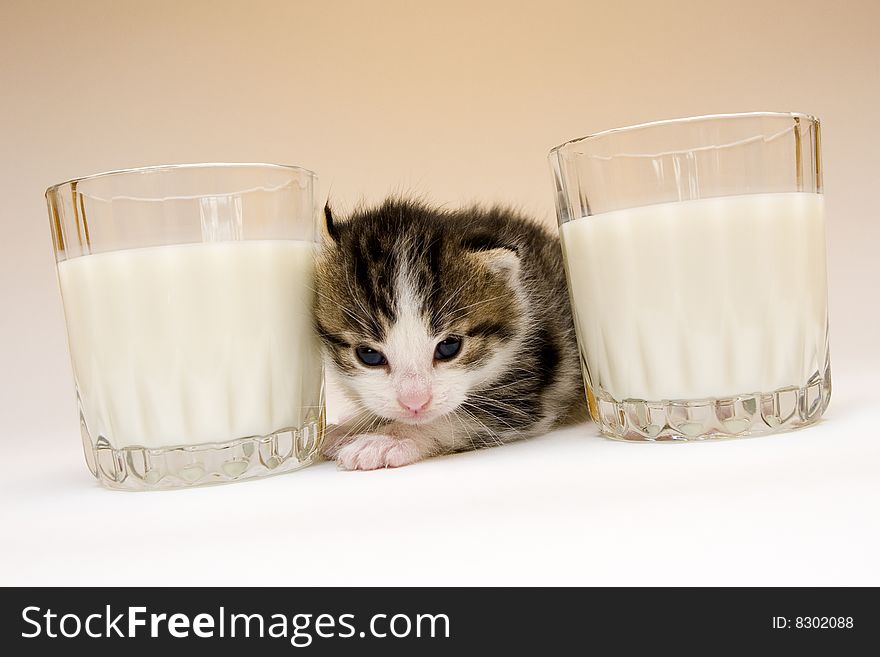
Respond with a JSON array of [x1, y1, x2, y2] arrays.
[[461, 233, 520, 280], [323, 201, 339, 243], [472, 247, 520, 281]]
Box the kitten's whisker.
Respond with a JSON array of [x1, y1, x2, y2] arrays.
[[324, 408, 383, 454], [460, 401, 521, 435], [450, 408, 477, 449], [442, 412, 461, 452], [462, 397, 532, 418], [456, 405, 505, 448]]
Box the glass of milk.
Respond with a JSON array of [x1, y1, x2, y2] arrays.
[[47, 163, 324, 488], [550, 112, 830, 441]]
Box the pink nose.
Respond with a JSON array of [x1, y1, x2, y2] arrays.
[[397, 389, 433, 414]]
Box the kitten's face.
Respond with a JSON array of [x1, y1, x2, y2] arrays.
[[314, 202, 524, 425]]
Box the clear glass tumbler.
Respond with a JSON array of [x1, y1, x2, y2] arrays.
[[550, 112, 830, 441], [47, 163, 324, 488]]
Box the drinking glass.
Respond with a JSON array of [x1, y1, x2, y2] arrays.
[[549, 112, 830, 441], [47, 163, 324, 488]]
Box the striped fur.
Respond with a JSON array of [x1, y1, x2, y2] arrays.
[[314, 198, 586, 470]]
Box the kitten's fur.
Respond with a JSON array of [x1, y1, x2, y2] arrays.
[[314, 198, 585, 470]]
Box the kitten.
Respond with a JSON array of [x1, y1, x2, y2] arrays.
[[314, 198, 586, 470]]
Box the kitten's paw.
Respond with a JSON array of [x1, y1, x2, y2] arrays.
[[335, 434, 422, 471]]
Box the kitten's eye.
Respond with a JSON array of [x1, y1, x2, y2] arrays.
[[355, 346, 387, 367], [434, 336, 462, 360]]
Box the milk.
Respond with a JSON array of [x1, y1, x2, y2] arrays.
[[560, 192, 828, 402], [57, 240, 322, 448]]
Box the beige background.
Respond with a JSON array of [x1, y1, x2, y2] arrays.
[[1, 0, 878, 442]]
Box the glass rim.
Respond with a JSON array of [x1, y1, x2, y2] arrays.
[[548, 111, 820, 158], [45, 161, 317, 199]]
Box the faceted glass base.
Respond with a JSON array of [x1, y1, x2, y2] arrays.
[[80, 419, 324, 490], [587, 365, 831, 442]]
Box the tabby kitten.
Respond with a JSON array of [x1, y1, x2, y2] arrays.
[[313, 199, 585, 470]]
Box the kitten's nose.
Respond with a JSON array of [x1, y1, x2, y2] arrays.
[[397, 389, 433, 414]]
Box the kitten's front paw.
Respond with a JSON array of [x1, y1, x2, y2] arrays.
[[335, 434, 422, 471]]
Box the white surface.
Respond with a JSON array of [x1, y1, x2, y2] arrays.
[[2, 0, 879, 589], [2, 370, 878, 586], [561, 193, 828, 400], [58, 240, 321, 446]]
